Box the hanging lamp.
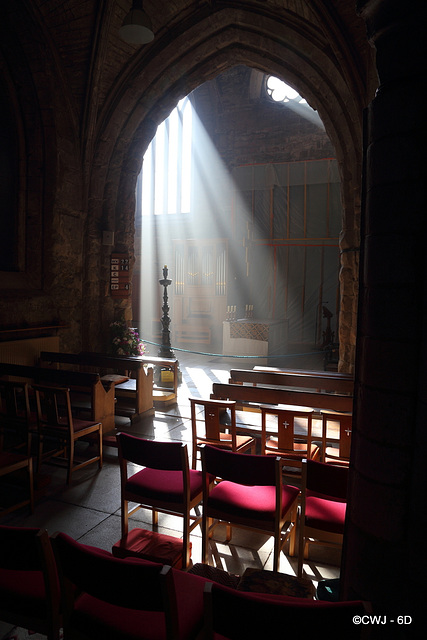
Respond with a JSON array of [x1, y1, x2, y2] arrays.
[[119, 0, 154, 44]]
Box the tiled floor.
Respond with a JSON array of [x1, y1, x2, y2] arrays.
[[1, 347, 341, 635]]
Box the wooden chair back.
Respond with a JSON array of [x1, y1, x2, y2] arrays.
[[321, 410, 352, 463], [260, 404, 319, 477], [190, 397, 255, 469]]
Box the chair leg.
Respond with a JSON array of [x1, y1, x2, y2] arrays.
[[122, 499, 129, 536], [152, 509, 158, 528], [288, 504, 297, 557], [28, 458, 34, 513], [98, 430, 103, 469], [273, 531, 281, 572], [183, 512, 190, 569], [38, 435, 44, 473], [67, 441, 73, 485], [297, 534, 306, 578], [202, 511, 209, 563]]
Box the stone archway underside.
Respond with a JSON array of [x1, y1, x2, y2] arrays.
[[87, 7, 373, 372]]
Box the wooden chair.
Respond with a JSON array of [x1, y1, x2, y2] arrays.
[[203, 581, 370, 640], [201, 444, 300, 572], [321, 410, 352, 465], [52, 531, 210, 640], [190, 397, 256, 469], [117, 432, 209, 569], [297, 458, 349, 578], [0, 380, 35, 456], [0, 526, 61, 640], [260, 404, 320, 479], [32, 384, 102, 484]]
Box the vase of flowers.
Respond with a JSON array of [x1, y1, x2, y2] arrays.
[[110, 319, 146, 356]]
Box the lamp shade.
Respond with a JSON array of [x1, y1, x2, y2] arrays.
[[119, 1, 154, 44]]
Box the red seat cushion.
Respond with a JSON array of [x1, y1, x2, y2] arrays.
[[305, 494, 346, 533], [112, 528, 188, 568], [125, 467, 204, 503], [206, 481, 299, 530]]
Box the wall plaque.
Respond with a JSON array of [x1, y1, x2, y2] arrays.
[[110, 253, 130, 298]]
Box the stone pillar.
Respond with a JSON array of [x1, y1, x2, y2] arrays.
[[341, 0, 427, 630]]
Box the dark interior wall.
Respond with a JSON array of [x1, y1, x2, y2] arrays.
[[0, 77, 18, 272]]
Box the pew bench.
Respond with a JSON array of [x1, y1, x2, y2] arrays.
[[229, 368, 354, 395], [39, 351, 155, 420], [211, 382, 354, 416], [112, 356, 178, 406]]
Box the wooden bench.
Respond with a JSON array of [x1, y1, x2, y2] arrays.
[[254, 365, 353, 381], [229, 368, 354, 395], [40, 351, 179, 416], [211, 382, 354, 415], [0, 362, 116, 434], [88, 353, 179, 411], [40, 351, 155, 419]]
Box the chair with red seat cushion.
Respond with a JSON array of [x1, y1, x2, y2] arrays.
[[32, 384, 102, 485], [52, 531, 210, 640], [203, 581, 370, 640], [297, 458, 349, 578], [190, 397, 256, 469], [117, 432, 211, 569], [0, 525, 61, 640], [201, 444, 300, 572]]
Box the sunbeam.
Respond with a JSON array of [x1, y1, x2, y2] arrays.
[[134, 70, 341, 364]]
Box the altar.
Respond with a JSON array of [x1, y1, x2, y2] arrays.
[[222, 318, 288, 363]]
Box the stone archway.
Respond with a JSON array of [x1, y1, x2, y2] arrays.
[[87, 7, 372, 371]]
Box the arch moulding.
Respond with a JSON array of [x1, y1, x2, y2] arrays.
[[88, 8, 368, 372]]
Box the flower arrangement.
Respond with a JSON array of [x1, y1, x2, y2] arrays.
[[110, 319, 146, 356]]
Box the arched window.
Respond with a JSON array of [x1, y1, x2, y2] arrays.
[[266, 76, 307, 105], [265, 75, 324, 129], [140, 97, 192, 216]]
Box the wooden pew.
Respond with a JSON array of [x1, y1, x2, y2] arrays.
[[211, 382, 354, 414], [39, 351, 179, 418], [229, 368, 354, 395], [78, 352, 179, 409], [254, 365, 353, 381], [40, 351, 154, 419], [0, 362, 116, 434]]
